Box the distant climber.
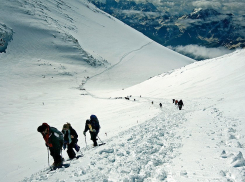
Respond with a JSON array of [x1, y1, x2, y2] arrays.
[[178, 100, 184, 110]]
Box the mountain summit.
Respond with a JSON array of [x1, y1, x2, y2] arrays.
[[181, 8, 221, 19]]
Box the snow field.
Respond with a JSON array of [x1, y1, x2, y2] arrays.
[[21, 92, 245, 181], [168, 97, 245, 181], [1, 0, 245, 181], [21, 99, 185, 181]]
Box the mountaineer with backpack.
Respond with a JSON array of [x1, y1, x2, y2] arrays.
[[62, 123, 80, 160], [37, 123, 64, 167], [178, 99, 184, 110], [83, 115, 100, 146]]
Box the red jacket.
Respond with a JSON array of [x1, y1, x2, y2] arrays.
[[41, 123, 53, 147]]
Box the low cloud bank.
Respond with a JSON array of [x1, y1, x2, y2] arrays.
[[192, 1, 222, 10], [168, 45, 236, 60], [125, 0, 245, 16]]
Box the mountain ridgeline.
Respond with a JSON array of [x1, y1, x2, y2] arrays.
[[90, 0, 245, 60]]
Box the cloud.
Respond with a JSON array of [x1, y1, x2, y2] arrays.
[[120, 10, 162, 16], [192, 1, 222, 9], [168, 45, 236, 60], [160, 1, 175, 6], [177, 14, 232, 28], [222, 2, 245, 15], [176, 18, 202, 28], [121, 0, 245, 16]]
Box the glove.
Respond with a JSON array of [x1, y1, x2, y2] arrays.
[[83, 131, 86, 136], [92, 129, 96, 132]]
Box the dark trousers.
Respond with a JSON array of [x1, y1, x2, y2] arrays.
[[90, 131, 99, 146], [67, 141, 76, 159], [50, 146, 62, 164], [178, 105, 183, 110]]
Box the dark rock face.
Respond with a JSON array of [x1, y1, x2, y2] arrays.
[[0, 23, 13, 53]]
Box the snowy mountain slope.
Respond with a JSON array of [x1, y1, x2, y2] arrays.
[[22, 50, 245, 181], [2, 0, 245, 181], [0, 0, 194, 181], [84, 41, 193, 96], [115, 49, 245, 100], [111, 49, 245, 181], [22, 102, 186, 182], [0, 0, 193, 77]]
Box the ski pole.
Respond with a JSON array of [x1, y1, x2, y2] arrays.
[[85, 135, 88, 150], [61, 148, 63, 162], [47, 147, 51, 168], [97, 136, 104, 144]]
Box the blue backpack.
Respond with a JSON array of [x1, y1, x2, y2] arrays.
[[90, 115, 100, 130]]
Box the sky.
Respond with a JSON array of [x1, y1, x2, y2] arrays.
[[1, 0, 245, 181]]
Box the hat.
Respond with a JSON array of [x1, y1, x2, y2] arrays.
[[86, 119, 90, 124], [37, 124, 47, 132]]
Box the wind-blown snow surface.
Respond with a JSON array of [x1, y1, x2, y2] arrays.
[[1, 0, 245, 181]]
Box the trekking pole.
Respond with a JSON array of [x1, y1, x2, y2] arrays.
[[61, 148, 64, 162], [97, 136, 105, 144], [85, 135, 88, 150], [47, 147, 51, 168]]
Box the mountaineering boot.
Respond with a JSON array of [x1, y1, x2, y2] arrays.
[[93, 139, 98, 146], [55, 161, 62, 167], [54, 156, 64, 167]]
